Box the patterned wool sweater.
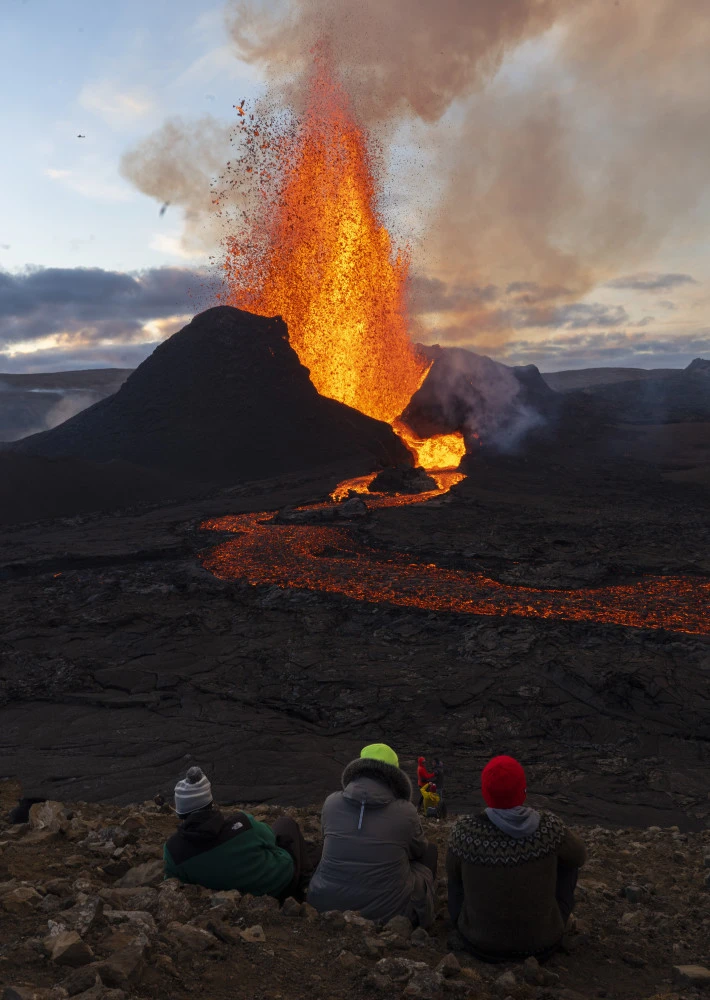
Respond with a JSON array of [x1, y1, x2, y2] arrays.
[[449, 810, 567, 867], [447, 810, 586, 960]]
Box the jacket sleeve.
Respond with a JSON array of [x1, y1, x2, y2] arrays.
[[406, 804, 429, 862], [246, 814, 278, 847], [163, 843, 175, 878], [446, 847, 465, 924], [557, 827, 587, 868]]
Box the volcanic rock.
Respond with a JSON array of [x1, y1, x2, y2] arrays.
[[273, 496, 368, 522], [402, 344, 555, 451], [368, 464, 438, 494], [14, 307, 409, 483], [0, 453, 202, 527]]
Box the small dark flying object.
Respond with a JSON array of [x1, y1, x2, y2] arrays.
[[77, 134, 86, 138], [159, 201, 170, 217]]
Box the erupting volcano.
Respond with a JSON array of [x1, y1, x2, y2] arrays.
[[222, 57, 465, 471]]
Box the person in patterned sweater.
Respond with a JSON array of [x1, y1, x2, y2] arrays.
[[447, 755, 587, 962]]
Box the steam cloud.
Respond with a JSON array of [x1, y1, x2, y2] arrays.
[[121, 0, 710, 348], [0, 384, 104, 443]]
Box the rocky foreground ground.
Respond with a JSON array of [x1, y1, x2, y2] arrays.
[[1, 781, 709, 1000]]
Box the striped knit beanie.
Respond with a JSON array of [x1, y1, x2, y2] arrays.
[[174, 766, 213, 816]]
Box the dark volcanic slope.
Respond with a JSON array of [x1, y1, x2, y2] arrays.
[[14, 307, 409, 482], [1, 455, 709, 831], [560, 359, 710, 424], [0, 453, 204, 526]]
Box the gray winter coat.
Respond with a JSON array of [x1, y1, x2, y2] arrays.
[[307, 757, 436, 927]]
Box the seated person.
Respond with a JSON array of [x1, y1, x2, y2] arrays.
[[420, 781, 441, 816], [307, 743, 437, 927], [164, 766, 308, 899], [447, 755, 586, 962]]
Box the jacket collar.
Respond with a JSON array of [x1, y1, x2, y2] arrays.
[[341, 757, 412, 801], [178, 806, 224, 839]]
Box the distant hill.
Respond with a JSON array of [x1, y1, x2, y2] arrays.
[[0, 369, 132, 442], [542, 366, 678, 392]]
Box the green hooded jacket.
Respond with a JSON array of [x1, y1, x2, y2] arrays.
[[163, 807, 294, 897]]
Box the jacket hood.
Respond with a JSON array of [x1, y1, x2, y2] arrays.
[[341, 756, 412, 802], [178, 806, 224, 841], [417, 757, 425, 764], [342, 775, 396, 808]]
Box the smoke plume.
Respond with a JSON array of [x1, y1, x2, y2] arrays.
[[121, 0, 710, 349]]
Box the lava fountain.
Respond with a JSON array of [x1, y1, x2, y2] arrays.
[[222, 57, 465, 471]]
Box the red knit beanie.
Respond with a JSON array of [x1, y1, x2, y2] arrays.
[[481, 756, 527, 808]]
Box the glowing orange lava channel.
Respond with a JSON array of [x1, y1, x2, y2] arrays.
[[201, 483, 710, 637]]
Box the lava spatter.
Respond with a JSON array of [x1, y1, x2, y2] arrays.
[[221, 56, 463, 469]]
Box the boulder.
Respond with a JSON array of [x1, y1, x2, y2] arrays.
[[403, 969, 444, 998], [57, 896, 103, 937], [494, 970, 517, 992], [165, 921, 216, 951], [28, 801, 68, 834], [99, 887, 157, 912], [96, 943, 147, 988], [435, 954, 461, 978], [240, 924, 266, 943], [281, 897, 303, 918], [156, 886, 192, 925], [1, 886, 43, 914], [104, 910, 156, 937], [375, 957, 430, 983], [113, 860, 163, 889], [383, 915, 414, 939], [46, 931, 94, 967], [672, 965, 710, 987], [60, 967, 102, 997], [369, 464, 437, 494]]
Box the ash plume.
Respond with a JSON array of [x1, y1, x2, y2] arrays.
[[402, 348, 546, 454], [120, 116, 233, 253], [121, 0, 710, 349]]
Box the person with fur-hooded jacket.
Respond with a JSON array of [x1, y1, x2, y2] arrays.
[[307, 744, 437, 927], [447, 755, 587, 962]]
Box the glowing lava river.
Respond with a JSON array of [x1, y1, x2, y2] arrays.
[[201, 473, 710, 638]]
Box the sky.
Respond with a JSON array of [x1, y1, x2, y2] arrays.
[[1, 0, 708, 375]]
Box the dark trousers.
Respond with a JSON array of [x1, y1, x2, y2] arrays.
[[271, 816, 321, 901], [420, 842, 438, 879], [448, 862, 580, 964], [555, 861, 578, 924]]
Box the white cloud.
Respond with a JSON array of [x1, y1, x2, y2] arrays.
[[78, 80, 155, 128], [149, 233, 203, 261], [44, 165, 134, 203], [174, 44, 257, 88]]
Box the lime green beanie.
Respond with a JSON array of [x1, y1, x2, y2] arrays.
[[360, 743, 399, 768]]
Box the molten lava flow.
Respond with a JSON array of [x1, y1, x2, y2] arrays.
[[222, 58, 465, 470], [225, 59, 427, 425], [393, 422, 467, 471], [201, 487, 710, 637]]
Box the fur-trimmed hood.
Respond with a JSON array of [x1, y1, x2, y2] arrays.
[[341, 757, 412, 802]]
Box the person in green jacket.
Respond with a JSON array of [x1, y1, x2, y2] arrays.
[[163, 766, 309, 899]]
